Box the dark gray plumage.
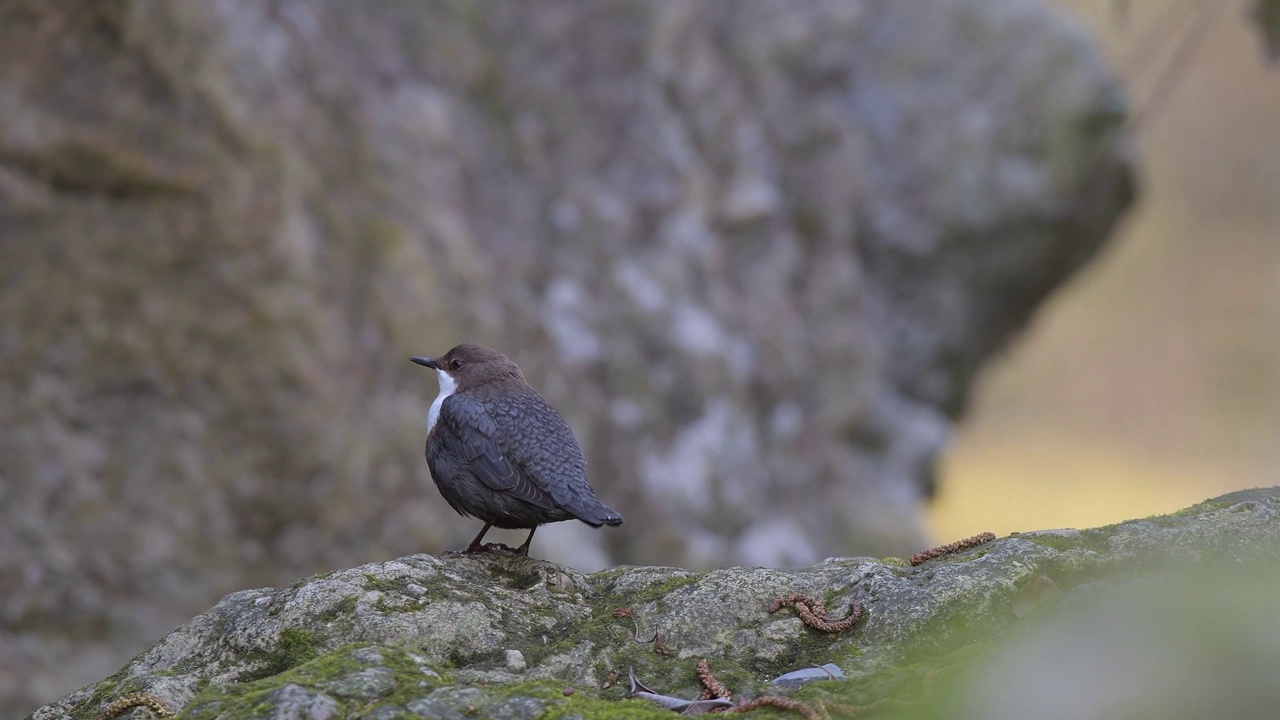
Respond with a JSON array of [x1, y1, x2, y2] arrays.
[[410, 343, 622, 556]]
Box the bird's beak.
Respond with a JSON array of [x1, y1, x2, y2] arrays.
[[410, 356, 439, 369]]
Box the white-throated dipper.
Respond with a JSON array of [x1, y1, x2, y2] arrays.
[[410, 343, 623, 556]]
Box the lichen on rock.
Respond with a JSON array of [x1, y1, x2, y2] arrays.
[[29, 489, 1280, 720]]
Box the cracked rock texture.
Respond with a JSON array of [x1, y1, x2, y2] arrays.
[[0, 0, 1132, 715], [28, 489, 1280, 720]]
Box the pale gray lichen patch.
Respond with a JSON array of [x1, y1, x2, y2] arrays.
[[29, 490, 1280, 720]]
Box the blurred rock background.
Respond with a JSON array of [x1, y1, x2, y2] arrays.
[[931, 0, 1280, 540], [18, 0, 1279, 715]]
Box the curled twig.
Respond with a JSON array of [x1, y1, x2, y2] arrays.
[[696, 658, 732, 700], [99, 692, 174, 720], [626, 616, 674, 655], [653, 635, 675, 656], [630, 618, 658, 644], [768, 592, 862, 633], [812, 664, 840, 680], [909, 532, 996, 566]]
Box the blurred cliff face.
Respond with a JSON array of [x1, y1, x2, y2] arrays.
[[0, 0, 1132, 715], [932, 0, 1280, 540]]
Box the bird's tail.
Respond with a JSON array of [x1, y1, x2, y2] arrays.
[[573, 498, 624, 528]]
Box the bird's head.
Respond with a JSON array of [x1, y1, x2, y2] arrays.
[[410, 342, 525, 390]]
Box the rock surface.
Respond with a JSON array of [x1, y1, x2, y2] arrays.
[[0, 0, 1133, 714], [28, 489, 1280, 720]]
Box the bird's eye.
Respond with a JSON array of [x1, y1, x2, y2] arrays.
[[450, 359, 463, 370]]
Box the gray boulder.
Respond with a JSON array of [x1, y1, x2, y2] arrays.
[[0, 0, 1132, 715], [28, 489, 1280, 720]]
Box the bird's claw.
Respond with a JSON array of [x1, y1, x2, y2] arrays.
[[464, 542, 519, 555]]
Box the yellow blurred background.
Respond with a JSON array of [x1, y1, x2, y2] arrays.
[[931, 0, 1280, 540]]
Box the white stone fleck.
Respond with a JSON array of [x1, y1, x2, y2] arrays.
[[505, 649, 526, 672]]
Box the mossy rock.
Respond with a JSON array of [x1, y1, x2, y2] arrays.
[[29, 489, 1280, 719]]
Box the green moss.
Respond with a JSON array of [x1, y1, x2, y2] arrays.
[[633, 573, 703, 604], [83, 679, 120, 717], [180, 644, 681, 720], [478, 557, 545, 591], [61, 489, 1274, 720], [123, 553, 1101, 719], [362, 573, 403, 593], [0, 138, 201, 199], [476, 567, 708, 687], [357, 574, 433, 615], [236, 628, 324, 683], [321, 596, 357, 620], [587, 570, 705, 612], [1021, 528, 1111, 555], [1167, 500, 1233, 518], [590, 567, 626, 583], [796, 638, 993, 716]]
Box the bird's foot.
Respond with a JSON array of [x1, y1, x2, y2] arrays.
[[464, 542, 519, 555]]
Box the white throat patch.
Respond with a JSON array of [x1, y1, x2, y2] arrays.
[[426, 369, 456, 434]]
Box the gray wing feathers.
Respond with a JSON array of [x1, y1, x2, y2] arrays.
[[483, 391, 622, 526], [436, 394, 557, 510]]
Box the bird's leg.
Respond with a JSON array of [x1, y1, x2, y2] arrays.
[[515, 526, 537, 556], [465, 522, 494, 553]]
